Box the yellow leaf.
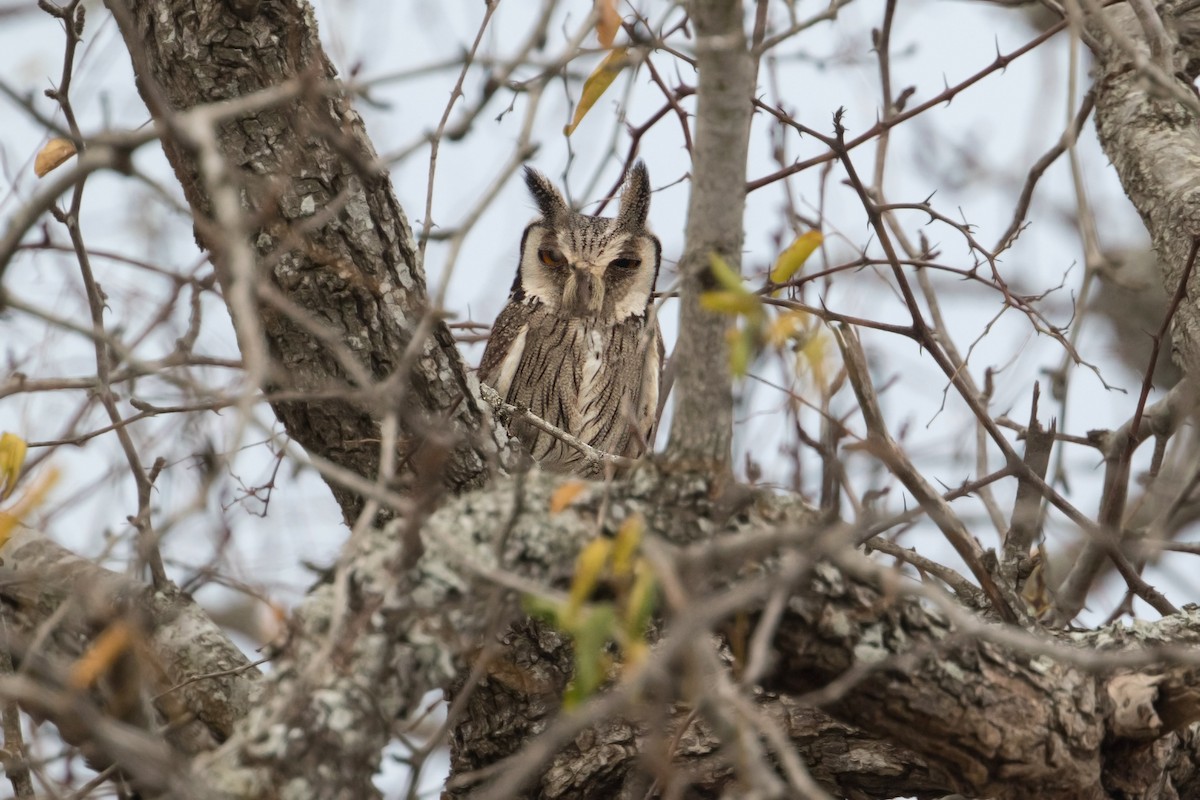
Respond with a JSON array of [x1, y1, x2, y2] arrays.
[[700, 290, 760, 317], [622, 561, 657, 639], [34, 138, 77, 178], [0, 467, 59, 548], [708, 252, 746, 293], [611, 514, 643, 576], [595, 0, 620, 48], [0, 433, 27, 501], [68, 620, 135, 691], [796, 328, 831, 389], [568, 538, 612, 617], [622, 638, 649, 669], [766, 310, 809, 348], [799, 329, 827, 365], [564, 48, 628, 136], [770, 230, 823, 285], [550, 480, 588, 513]]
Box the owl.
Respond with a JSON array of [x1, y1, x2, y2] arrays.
[[479, 162, 663, 476]]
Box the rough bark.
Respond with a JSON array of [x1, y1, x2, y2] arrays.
[[1089, 2, 1200, 375], [181, 469, 811, 798], [103, 0, 512, 521], [466, 681, 950, 799], [0, 529, 259, 778], [2, 529, 260, 737], [13, 462, 1200, 797], [666, 0, 755, 469], [435, 474, 1200, 800]]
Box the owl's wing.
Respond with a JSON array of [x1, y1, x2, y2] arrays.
[[478, 301, 531, 398], [637, 323, 665, 446]]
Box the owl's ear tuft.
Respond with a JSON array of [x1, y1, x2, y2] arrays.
[[524, 167, 568, 222], [616, 161, 651, 232]]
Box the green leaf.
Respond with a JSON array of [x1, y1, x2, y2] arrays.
[[708, 251, 746, 292], [522, 594, 565, 626], [565, 605, 618, 707], [727, 326, 755, 377]]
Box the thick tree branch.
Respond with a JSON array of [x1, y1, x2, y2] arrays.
[[417, 473, 1200, 799], [102, 0, 513, 522], [10, 462, 1200, 799], [0, 530, 260, 772], [768, 550, 1200, 800], [1089, 1, 1200, 371], [1055, 0, 1200, 620]]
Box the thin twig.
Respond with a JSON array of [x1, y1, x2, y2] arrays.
[[834, 324, 1020, 623], [1053, 238, 1200, 622], [478, 384, 635, 472]]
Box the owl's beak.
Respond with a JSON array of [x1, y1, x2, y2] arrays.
[[564, 265, 605, 317]]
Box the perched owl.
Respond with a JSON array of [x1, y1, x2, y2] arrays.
[[479, 162, 663, 475]]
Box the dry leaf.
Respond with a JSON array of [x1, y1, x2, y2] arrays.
[[550, 480, 588, 513], [610, 514, 643, 576], [796, 327, 830, 388], [34, 137, 77, 178], [67, 620, 136, 691], [596, 0, 620, 47], [727, 326, 754, 377], [765, 310, 808, 347], [0, 467, 60, 548], [564, 47, 628, 136]]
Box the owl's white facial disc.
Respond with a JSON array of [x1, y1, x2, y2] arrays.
[[516, 221, 659, 322]]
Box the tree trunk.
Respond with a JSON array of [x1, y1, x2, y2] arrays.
[[666, 0, 755, 469], [104, 0, 512, 524]]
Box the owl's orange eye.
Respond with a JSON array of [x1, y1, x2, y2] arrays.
[[609, 257, 640, 270], [538, 247, 567, 268]]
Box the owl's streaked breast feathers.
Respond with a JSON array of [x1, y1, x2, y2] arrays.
[[479, 162, 663, 475]]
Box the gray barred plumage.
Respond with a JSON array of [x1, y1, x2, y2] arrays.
[[479, 162, 663, 476]]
